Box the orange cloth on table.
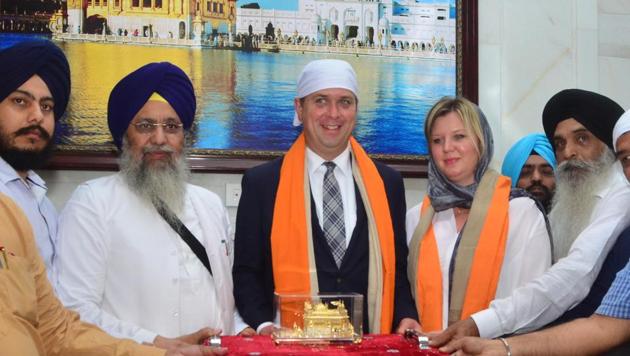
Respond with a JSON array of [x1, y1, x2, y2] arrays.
[[270, 134, 396, 333], [415, 176, 510, 332]]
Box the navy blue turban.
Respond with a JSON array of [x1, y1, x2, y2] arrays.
[[107, 62, 196, 149], [0, 40, 70, 120], [543, 89, 624, 150]]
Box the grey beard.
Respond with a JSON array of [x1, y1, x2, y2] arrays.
[[549, 148, 616, 260], [118, 138, 189, 215]]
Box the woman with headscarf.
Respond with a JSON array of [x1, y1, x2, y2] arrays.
[[406, 96, 552, 332]]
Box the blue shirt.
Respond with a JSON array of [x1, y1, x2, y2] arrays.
[[596, 259, 630, 319], [0, 157, 58, 283]]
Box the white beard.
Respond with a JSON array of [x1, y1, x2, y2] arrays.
[[549, 148, 616, 260], [119, 137, 189, 216]]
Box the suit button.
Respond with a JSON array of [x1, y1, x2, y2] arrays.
[[336, 278, 342, 284]]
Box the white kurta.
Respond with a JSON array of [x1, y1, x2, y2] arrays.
[[406, 196, 552, 330], [55, 173, 239, 343], [471, 165, 630, 338]]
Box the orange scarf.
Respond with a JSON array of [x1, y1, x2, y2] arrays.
[[270, 134, 396, 333], [415, 176, 510, 332]]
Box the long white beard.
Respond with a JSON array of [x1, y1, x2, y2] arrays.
[[549, 148, 616, 260], [119, 138, 189, 215]]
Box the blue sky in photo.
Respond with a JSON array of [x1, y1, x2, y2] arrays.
[[236, 1, 456, 11], [236, 1, 297, 10]]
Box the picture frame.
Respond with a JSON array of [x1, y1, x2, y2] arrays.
[[45, 0, 477, 178]]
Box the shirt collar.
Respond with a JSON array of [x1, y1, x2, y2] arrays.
[[0, 156, 47, 190], [0, 157, 22, 185], [306, 145, 352, 178], [596, 162, 628, 198]]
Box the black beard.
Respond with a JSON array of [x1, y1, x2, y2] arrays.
[[0, 131, 55, 171], [526, 182, 553, 213]]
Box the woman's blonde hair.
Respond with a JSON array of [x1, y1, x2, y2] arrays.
[[424, 96, 485, 157]]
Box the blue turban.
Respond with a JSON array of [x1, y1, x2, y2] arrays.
[[0, 40, 70, 120], [501, 133, 556, 187], [107, 62, 196, 149]]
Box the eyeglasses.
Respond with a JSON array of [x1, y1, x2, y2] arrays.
[[132, 120, 183, 135]]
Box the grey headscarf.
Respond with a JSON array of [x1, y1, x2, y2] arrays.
[[427, 106, 494, 212]]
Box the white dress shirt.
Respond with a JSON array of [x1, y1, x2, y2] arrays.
[[306, 146, 356, 248], [406, 196, 552, 330], [55, 173, 245, 344], [0, 157, 57, 283], [471, 165, 630, 338]]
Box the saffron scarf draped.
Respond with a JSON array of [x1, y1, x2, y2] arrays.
[[270, 134, 396, 333], [407, 170, 510, 332]]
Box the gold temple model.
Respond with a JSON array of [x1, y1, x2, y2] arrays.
[[291, 300, 354, 339]]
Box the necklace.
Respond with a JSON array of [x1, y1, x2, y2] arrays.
[[454, 207, 469, 216]]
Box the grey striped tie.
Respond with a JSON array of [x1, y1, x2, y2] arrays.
[[322, 162, 346, 268]]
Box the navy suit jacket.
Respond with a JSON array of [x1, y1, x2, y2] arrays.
[[551, 225, 630, 325], [233, 156, 418, 332]]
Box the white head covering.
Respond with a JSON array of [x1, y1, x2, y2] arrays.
[[293, 59, 358, 126], [612, 110, 630, 152]]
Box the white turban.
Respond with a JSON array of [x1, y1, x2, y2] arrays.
[[293, 59, 358, 126], [613, 110, 630, 152]]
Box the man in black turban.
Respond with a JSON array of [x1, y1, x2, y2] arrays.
[[0, 39, 70, 280], [55, 62, 253, 352], [542, 89, 624, 259]]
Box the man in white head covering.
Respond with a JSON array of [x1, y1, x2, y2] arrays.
[[233, 59, 420, 336], [613, 110, 630, 179]]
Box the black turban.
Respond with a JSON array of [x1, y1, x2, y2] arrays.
[[0, 40, 70, 120], [107, 62, 196, 149], [542, 89, 624, 150]]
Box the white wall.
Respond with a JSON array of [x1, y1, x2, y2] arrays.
[[39, 169, 427, 230], [42, 0, 630, 215], [480, 0, 630, 162]]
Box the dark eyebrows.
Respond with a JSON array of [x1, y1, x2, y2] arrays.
[[553, 128, 590, 141], [616, 149, 630, 160], [572, 128, 590, 135], [12, 89, 54, 103]]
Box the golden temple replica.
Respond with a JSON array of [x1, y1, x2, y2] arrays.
[[289, 300, 355, 339]]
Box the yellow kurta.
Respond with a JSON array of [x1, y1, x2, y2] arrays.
[[0, 192, 164, 356]]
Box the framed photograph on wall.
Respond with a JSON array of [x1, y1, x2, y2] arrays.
[[1, 0, 477, 177]]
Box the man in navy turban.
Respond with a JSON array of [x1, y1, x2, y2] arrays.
[[0, 39, 70, 280], [107, 61, 196, 150], [0, 41, 229, 356], [55, 61, 253, 351], [502, 133, 556, 212]]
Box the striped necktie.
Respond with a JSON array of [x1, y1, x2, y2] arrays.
[[322, 161, 346, 268]]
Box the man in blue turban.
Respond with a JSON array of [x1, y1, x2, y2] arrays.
[[502, 133, 557, 212], [0, 42, 227, 356], [55, 62, 252, 351], [0, 39, 70, 281]]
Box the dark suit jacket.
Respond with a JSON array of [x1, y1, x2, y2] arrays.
[[233, 156, 418, 332], [551, 225, 630, 325]]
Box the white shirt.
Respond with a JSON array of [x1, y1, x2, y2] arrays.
[[306, 146, 357, 248], [406, 196, 552, 330], [0, 157, 57, 283], [55, 173, 245, 344], [472, 165, 630, 338]]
